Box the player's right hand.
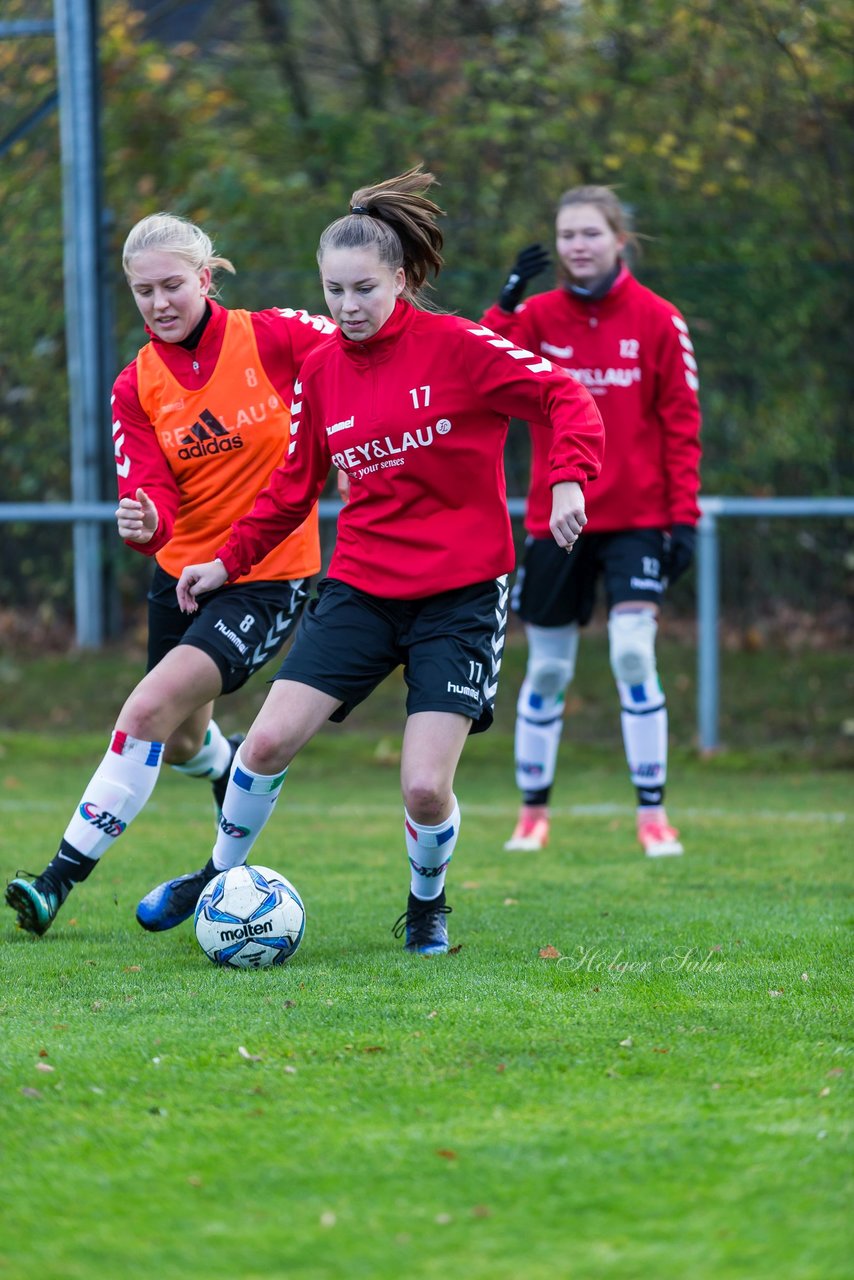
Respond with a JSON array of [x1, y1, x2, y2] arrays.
[[498, 244, 552, 311], [176, 559, 228, 613], [116, 486, 158, 544]]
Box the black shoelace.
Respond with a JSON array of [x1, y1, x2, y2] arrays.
[[392, 898, 452, 940]]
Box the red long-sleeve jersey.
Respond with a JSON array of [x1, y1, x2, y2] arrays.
[[216, 299, 604, 599], [111, 299, 336, 577], [482, 267, 702, 537]]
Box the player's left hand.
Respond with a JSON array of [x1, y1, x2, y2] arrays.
[[176, 559, 228, 613], [666, 523, 696, 584], [549, 481, 587, 551]]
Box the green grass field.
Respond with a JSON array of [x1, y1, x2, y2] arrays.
[[1, 635, 852, 1279]]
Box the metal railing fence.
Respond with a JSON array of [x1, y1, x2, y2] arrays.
[[1, 496, 852, 753]]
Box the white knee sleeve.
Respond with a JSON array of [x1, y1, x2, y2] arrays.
[[514, 624, 578, 795], [609, 609, 668, 789], [608, 609, 664, 711], [517, 623, 579, 721]]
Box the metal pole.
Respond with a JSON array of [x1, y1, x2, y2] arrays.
[[696, 509, 720, 753], [54, 0, 104, 648]]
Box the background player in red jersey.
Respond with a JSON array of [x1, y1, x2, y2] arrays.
[[482, 186, 702, 858], [6, 213, 336, 937], [162, 166, 604, 955]]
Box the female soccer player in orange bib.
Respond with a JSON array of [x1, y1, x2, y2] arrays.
[[6, 213, 335, 937]]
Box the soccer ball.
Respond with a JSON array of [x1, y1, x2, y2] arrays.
[[194, 865, 305, 969]]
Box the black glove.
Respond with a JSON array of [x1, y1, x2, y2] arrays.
[[497, 243, 551, 312], [666, 523, 696, 585]]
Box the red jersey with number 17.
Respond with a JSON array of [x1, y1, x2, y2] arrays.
[[216, 299, 604, 599]]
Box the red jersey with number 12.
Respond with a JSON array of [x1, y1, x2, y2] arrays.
[[482, 268, 702, 536]]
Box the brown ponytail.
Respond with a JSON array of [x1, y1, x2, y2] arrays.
[[317, 166, 445, 305]]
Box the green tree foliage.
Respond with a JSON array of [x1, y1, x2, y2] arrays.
[[0, 0, 850, 616]]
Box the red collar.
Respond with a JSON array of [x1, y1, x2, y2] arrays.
[[336, 297, 416, 364]]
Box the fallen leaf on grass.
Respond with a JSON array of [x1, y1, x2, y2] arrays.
[[361, 1045, 384, 1054], [38, 1048, 49, 1058], [320, 1211, 336, 1228], [652, 1047, 670, 1054], [818, 1087, 831, 1098], [619, 1037, 633, 1048], [768, 989, 784, 998], [284, 1066, 297, 1075], [187, 1176, 203, 1187], [435, 1213, 452, 1225], [496, 1063, 506, 1073], [801, 973, 810, 982], [539, 945, 561, 959], [461, 881, 480, 890], [123, 965, 141, 973], [827, 1068, 844, 1078], [35, 1062, 54, 1072], [283, 1000, 297, 1008], [436, 1149, 457, 1161], [447, 944, 464, 955], [21, 1088, 42, 1099], [238, 1046, 262, 1062], [471, 1205, 492, 1218], [427, 1010, 438, 1019], [503, 898, 518, 906]]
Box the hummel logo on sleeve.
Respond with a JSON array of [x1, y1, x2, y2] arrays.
[[466, 324, 553, 374]]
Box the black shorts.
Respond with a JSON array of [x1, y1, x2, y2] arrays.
[[513, 530, 668, 628], [146, 564, 310, 695], [275, 575, 510, 735]]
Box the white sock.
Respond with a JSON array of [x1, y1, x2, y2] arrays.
[[210, 745, 288, 872], [619, 696, 668, 792], [170, 719, 232, 780], [513, 688, 565, 793], [62, 731, 164, 861], [405, 799, 460, 900]]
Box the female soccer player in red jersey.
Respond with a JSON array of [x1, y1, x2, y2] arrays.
[[161, 167, 605, 954], [482, 186, 702, 858], [5, 213, 336, 937]]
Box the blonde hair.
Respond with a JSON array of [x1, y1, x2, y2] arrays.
[[317, 166, 445, 306], [122, 213, 236, 292]]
